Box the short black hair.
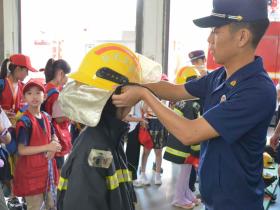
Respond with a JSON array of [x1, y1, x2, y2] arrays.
[[229, 19, 270, 48]]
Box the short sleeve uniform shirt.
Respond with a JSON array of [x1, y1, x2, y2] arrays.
[[185, 57, 276, 210]]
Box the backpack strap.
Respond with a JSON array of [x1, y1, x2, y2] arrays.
[[47, 88, 59, 98], [41, 88, 59, 112], [0, 79, 5, 98], [7, 115, 32, 155], [41, 111, 52, 124], [19, 115, 32, 139], [19, 104, 29, 113]]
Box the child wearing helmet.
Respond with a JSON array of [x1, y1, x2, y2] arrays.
[[56, 43, 161, 210], [164, 66, 201, 209]]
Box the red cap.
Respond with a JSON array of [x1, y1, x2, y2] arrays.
[[23, 79, 45, 94], [9, 54, 37, 72]]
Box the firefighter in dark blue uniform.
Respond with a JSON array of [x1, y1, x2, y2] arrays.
[[112, 0, 276, 209], [57, 43, 142, 210]]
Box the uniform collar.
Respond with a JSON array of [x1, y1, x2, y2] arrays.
[[224, 56, 264, 88]]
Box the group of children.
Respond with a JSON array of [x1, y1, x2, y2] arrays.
[[0, 45, 208, 210], [0, 54, 72, 209]]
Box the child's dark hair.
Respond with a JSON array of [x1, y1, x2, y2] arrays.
[[44, 58, 71, 83], [0, 58, 18, 79], [101, 86, 126, 120]]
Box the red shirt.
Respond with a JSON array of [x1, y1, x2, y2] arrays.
[[0, 78, 25, 113], [13, 111, 58, 196], [44, 82, 72, 156], [44, 82, 59, 115]]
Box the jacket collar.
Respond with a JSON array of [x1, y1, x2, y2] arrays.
[[101, 112, 129, 148]]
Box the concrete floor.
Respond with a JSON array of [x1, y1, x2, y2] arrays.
[[134, 127, 280, 210], [134, 157, 280, 210], [134, 160, 204, 210]]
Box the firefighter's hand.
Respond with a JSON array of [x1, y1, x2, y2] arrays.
[[45, 151, 55, 160], [269, 134, 279, 151], [48, 141, 62, 152], [112, 85, 146, 107]]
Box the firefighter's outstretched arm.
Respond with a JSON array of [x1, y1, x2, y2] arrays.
[[112, 85, 219, 145], [143, 81, 196, 102]]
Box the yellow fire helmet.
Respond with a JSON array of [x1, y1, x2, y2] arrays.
[[69, 43, 142, 91], [175, 66, 200, 85], [263, 152, 274, 168]]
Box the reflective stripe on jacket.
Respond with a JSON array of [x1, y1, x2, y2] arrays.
[[57, 113, 136, 210], [164, 100, 200, 164]]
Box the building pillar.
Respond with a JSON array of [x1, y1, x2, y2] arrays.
[[0, 0, 20, 60], [136, 0, 170, 74]]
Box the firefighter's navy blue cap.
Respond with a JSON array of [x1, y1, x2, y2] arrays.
[[188, 50, 205, 61], [193, 0, 269, 28]]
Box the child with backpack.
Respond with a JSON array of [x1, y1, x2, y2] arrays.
[[13, 79, 61, 210], [0, 54, 37, 120], [0, 54, 37, 207], [42, 58, 72, 171], [0, 108, 11, 210]]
